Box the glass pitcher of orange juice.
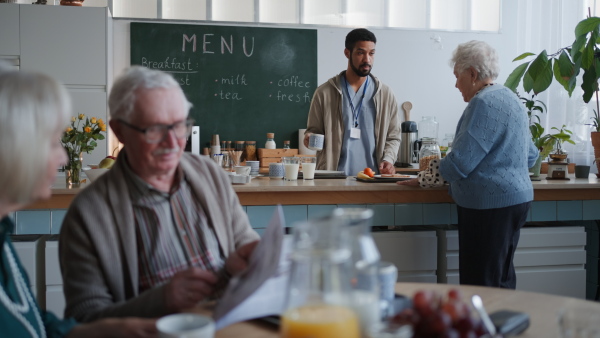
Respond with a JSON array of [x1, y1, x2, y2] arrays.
[[281, 216, 360, 338]]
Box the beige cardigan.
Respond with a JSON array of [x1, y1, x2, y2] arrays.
[[59, 151, 259, 322], [305, 72, 401, 171]]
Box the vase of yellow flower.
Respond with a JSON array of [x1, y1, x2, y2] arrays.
[[61, 113, 106, 186]]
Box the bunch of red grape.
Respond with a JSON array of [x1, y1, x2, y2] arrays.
[[391, 289, 489, 338]]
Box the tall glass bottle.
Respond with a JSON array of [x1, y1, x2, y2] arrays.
[[418, 116, 439, 141], [281, 216, 360, 338]]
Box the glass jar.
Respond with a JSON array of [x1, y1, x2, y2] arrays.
[[244, 141, 257, 161], [419, 137, 441, 171], [283, 140, 291, 149], [418, 116, 439, 141], [282, 216, 360, 338], [265, 133, 276, 149], [440, 133, 454, 158]]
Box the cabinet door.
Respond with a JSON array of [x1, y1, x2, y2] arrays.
[[0, 4, 20, 56], [20, 5, 107, 86]]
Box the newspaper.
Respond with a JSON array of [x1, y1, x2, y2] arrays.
[[213, 205, 291, 329]]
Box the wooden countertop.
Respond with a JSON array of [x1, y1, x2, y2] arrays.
[[25, 173, 600, 209]]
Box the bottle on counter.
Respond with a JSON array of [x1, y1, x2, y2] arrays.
[[210, 134, 221, 156], [440, 133, 454, 158], [265, 133, 276, 149], [283, 140, 291, 149]]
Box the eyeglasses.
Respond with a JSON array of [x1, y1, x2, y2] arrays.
[[119, 118, 194, 144]]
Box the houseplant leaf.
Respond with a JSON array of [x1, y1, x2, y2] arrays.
[[533, 60, 554, 95], [582, 66, 598, 103], [581, 29, 598, 68], [574, 17, 600, 37], [523, 72, 534, 93], [513, 52, 535, 61], [504, 62, 529, 92]]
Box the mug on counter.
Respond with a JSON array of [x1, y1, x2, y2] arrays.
[[308, 133, 325, 151], [234, 165, 251, 176], [245, 161, 260, 175], [157, 313, 215, 338], [269, 162, 284, 178]]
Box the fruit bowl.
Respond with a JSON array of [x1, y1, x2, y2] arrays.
[[83, 168, 109, 182]]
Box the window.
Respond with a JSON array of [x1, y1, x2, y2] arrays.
[[110, 0, 501, 32]]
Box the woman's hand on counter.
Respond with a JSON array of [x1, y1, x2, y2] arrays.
[[397, 178, 419, 186]]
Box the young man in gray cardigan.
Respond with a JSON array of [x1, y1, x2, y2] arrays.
[[59, 66, 260, 322], [304, 28, 401, 175]]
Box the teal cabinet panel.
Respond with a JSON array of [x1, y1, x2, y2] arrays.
[[557, 201, 583, 221], [367, 204, 395, 226], [51, 209, 67, 234], [450, 204, 458, 224], [395, 204, 423, 226], [246, 206, 277, 229], [307, 205, 336, 219], [531, 201, 557, 221], [423, 203, 451, 225], [15, 210, 51, 234], [583, 200, 600, 220], [282, 205, 308, 227]]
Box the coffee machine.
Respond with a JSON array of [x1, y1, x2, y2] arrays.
[[397, 121, 418, 167]]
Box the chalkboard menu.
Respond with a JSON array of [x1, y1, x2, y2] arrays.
[[130, 22, 317, 149]]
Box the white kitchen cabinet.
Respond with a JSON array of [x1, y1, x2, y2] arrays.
[[19, 5, 108, 86], [45, 238, 65, 318], [373, 231, 438, 284], [11, 235, 43, 300], [0, 4, 20, 57], [439, 227, 587, 299]]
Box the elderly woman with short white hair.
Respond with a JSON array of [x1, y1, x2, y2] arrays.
[[399, 40, 539, 289], [0, 65, 158, 337]]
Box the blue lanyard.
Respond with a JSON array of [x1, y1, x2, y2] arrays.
[[344, 76, 368, 128]]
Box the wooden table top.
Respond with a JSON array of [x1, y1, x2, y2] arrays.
[[202, 282, 600, 338]]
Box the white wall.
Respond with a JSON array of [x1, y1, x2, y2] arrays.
[[112, 0, 592, 166]]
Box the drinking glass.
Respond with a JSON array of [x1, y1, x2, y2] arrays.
[[282, 157, 300, 181], [301, 157, 317, 180]]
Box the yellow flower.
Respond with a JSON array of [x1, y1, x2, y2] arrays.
[[84, 126, 92, 133], [91, 117, 97, 124], [100, 124, 106, 132], [78, 114, 85, 120], [66, 127, 73, 132], [97, 118, 104, 125], [71, 116, 76, 122]]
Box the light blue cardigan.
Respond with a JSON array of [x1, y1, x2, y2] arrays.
[[440, 85, 539, 209]]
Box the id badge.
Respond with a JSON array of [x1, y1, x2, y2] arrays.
[[350, 127, 361, 139]]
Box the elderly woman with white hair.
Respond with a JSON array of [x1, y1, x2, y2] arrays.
[[0, 65, 157, 337], [399, 40, 539, 289]]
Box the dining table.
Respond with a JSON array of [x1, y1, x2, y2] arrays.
[[198, 282, 600, 337]]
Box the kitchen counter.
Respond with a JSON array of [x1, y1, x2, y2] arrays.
[[25, 174, 600, 209]]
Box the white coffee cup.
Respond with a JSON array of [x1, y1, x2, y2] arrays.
[[308, 134, 325, 151], [157, 314, 215, 338], [234, 165, 251, 176]]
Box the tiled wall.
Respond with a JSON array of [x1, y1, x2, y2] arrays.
[[13, 200, 600, 235]]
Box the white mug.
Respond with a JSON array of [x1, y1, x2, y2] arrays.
[[308, 134, 325, 151], [234, 165, 251, 176], [157, 314, 215, 338]]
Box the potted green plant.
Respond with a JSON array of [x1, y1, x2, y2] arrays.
[[521, 94, 554, 178], [505, 14, 600, 176], [547, 125, 575, 159]]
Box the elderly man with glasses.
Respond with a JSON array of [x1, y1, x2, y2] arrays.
[[59, 66, 260, 322]]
